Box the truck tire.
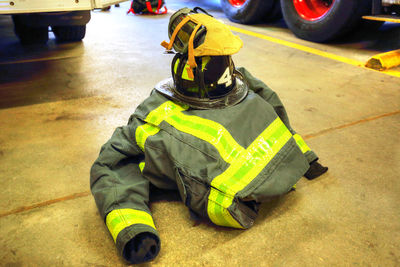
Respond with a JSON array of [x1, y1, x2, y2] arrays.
[[280, 0, 372, 42], [52, 25, 86, 42], [12, 16, 49, 45], [264, 0, 282, 22], [220, 0, 276, 24]]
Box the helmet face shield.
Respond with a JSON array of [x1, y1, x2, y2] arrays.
[[168, 8, 206, 53]]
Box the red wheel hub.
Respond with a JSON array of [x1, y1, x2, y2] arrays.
[[293, 0, 335, 21], [228, 0, 247, 8]]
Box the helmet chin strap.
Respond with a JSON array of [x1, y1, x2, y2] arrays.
[[195, 57, 209, 99], [186, 23, 202, 79], [161, 16, 190, 50]]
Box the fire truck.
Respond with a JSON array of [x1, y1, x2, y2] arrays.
[[0, 0, 127, 44], [220, 0, 400, 42]]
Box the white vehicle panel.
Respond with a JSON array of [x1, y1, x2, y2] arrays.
[[93, 0, 128, 9], [0, 0, 92, 14], [0, 0, 128, 14]]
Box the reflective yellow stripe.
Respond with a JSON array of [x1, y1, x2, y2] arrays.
[[201, 56, 211, 71], [106, 209, 156, 242], [135, 124, 160, 151], [208, 118, 292, 228], [174, 58, 195, 81], [182, 62, 194, 81], [211, 118, 289, 192], [293, 134, 310, 154], [145, 101, 244, 164], [165, 114, 245, 164], [207, 188, 243, 228], [207, 187, 243, 229], [146, 101, 188, 125], [174, 58, 179, 75], [139, 162, 145, 172], [141, 101, 293, 229], [135, 101, 187, 152]]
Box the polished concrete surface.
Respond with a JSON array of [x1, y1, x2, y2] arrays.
[[1, 1, 400, 266]]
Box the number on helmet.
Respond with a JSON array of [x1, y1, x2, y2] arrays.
[[217, 67, 232, 87]]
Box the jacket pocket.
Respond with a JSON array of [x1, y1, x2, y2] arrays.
[[175, 168, 210, 219]]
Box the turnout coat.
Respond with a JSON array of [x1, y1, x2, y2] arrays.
[[90, 67, 318, 257]]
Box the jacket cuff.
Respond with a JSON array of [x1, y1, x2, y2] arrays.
[[116, 224, 160, 260], [304, 150, 318, 164]]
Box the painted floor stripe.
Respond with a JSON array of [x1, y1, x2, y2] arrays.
[[228, 25, 400, 78]]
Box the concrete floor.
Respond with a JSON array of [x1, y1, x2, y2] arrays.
[[1, 1, 400, 266]]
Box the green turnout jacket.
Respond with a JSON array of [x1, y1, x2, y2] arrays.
[[90, 67, 318, 257]]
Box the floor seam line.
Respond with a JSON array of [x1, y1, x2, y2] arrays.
[[0, 55, 80, 65], [1, 111, 398, 218], [303, 110, 400, 140], [0, 191, 91, 218]]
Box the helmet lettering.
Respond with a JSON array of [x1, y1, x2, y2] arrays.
[[217, 67, 232, 87]]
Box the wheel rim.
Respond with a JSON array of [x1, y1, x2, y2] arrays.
[[228, 0, 247, 8], [293, 0, 335, 21]]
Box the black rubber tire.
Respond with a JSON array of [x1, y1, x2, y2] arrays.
[[220, 0, 276, 24], [101, 6, 111, 11], [280, 0, 372, 42], [264, 0, 282, 22], [12, 16, 48, 45], [52, 25, 86, 42]]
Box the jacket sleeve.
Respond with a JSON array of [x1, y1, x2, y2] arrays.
[[238, 67, 318, 163], [90, 116, 159, 261]]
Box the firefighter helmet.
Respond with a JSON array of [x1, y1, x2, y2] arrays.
[[155, 53, 248, 109]]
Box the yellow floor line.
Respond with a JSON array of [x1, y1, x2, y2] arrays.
[[228, 25, 400, 78], [362, 15, 400, 23]]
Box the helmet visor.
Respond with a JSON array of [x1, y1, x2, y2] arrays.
[[168, 11, 206, 53]]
